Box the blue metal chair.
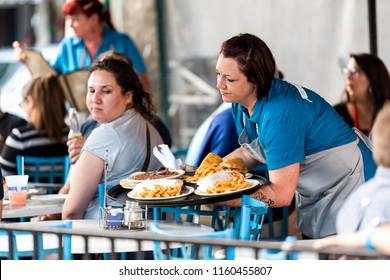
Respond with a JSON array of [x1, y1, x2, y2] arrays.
[[149, 221, 235, 260], [153, 205, 233, 230], [0, 221, 72, 260], [16, 155, 70, 194], [260, 235, 298, 260], [233, 195, 268, 241], [250, 164, 290, 240]]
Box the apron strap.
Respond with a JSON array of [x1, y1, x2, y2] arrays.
[[141, 125, 151, 171]]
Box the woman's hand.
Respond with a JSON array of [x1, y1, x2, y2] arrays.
[[13, 41, 27, 63], [67, 137, 86, 164], [30, 213, 61, 222]]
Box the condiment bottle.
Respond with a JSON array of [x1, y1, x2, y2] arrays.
[[127, 201, 146, 230], [68, 108, 82, 139]]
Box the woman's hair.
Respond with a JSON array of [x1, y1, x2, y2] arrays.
[[373, 101, 390, 167], [346, 53, 390, 122], [21, 75, 67, 142], [220, 33, 276, 99], [89, 58, 156, 122], [62, 0, 115, 29]]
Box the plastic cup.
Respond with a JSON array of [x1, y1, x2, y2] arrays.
[[5, 175, 29, 207]]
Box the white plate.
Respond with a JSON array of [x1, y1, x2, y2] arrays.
[[125, 169, 185, 183], [119, 180, 138, 190], [194, 179, 260, 197], [128, 185, 194, 202], [30, 194, 68, 205]]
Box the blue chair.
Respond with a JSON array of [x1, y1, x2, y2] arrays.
[[260, 236, 298, 260], [37, 220, 72, 260], [233, 195, 268, 241], [149, 221, 235, 260], [153, 205, 233, 230], [250, 164, 290, 240], [16, 155, 70, 194], [0, 221, 72, 260]]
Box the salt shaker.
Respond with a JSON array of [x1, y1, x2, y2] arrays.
[[127, 201, 146, 230], [123, 201, 132, 227]]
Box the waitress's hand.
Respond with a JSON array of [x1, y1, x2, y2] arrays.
[[67, 137, 86, 164], [13, 41, 27, 62]]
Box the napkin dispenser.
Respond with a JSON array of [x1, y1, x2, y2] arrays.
[[104, 207, 124, 227]]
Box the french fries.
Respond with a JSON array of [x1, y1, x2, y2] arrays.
[[186, 164, 224, 183], [134, 181, 184, 198], [205, 171, 251, 194]]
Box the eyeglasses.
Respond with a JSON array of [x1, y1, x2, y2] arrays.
[[343, 67, 361, 77]]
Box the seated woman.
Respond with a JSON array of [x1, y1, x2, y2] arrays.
[[0, 75, 69, 176], [62, 58, 164, 219]]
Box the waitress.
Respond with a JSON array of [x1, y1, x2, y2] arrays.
[[216, 33, 377, 239], [13, 0, 151, 92]]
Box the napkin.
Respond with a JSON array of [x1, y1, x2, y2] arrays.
[[197, 171, 233, 190], [152, 144, 183, 169]]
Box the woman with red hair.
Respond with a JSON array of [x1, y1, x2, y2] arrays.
[[14, 0, 151, 92]]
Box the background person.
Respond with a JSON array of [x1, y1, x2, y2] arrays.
[[13, 0, 151, 93], [62, 58, 163, 220], [336, 102, 390, 234], [33, 52, 171, 222], [313, 223, 390, 257], [0, 75, 69, 176], [0, 169, 3, 221], [213, 33, 376, 239], [0, 109, 27, 153], [333, 53, 390, 136]]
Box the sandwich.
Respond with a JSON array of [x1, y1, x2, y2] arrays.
[[196, 152, 223, 175], [219, 157, 248, 174]]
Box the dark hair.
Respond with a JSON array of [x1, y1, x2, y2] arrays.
[[348, 53, 390, 122], [62, 0, 115, 29], [89, 58, 156, 122], [22, 75, 67, 142], [220, 33, 276, 99]]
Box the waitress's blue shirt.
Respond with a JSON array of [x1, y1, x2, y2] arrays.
[[232, 78, 375, 178], [50, 28, 147, 75]]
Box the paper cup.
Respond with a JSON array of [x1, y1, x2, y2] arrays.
[[5, 175, 29, 207]]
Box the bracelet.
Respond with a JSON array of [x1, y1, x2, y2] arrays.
[[364, 217, 381, 250]]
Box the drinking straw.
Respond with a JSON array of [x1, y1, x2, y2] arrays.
[[21, 156, 24, 175]]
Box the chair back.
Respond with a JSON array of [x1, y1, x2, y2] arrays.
[[0, 221, 72, 260], [233, 195, 268, 241], [153, 205, 232, 231], [149, 221, 235, 260], [37, 221, 73, 260], [16, 155, 70, 184], [260, 235, 298, 260]]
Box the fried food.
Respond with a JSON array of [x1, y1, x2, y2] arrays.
[[134, 180, 184, 198], [186, 152, 248, 183], [205, 171, 251, 194], [218, 157, 248, 174]]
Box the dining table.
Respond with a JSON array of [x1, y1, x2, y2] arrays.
[[2, 193, 66, 220], [0, 219, 215, 256]]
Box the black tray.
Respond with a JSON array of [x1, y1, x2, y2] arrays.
[[106, 175, 267, 207]]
